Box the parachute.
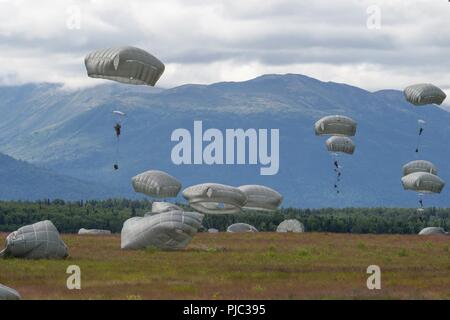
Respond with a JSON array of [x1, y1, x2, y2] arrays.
[[238, 185, 283, 211], [121, 210, 203, 250], [78, 228, 111, 235], [401, 171, 445, 211], [276, 219, 305, 233], [182, 183, 247, 214], [314, 115, 357, 137], [0, 220, 68, 259], [113, 110, 126, 116], [315, 115, 357, 194], [208, 228, 219, 233], [85, 46, 165, 87], [402, 160, 437, 176], [0, 284, 21, 300], [227, 223, 258, 233], [326, 136, 355, 155], [403, 84, 446, 106], [85, 47, 165, 171], [401, 172, 445, 194], [418, 227, 448, 236], [404, 84, 446, 153], [132, 170, 182, 198]]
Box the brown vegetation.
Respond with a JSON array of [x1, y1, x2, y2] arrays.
[[0, 232, 448, 299]]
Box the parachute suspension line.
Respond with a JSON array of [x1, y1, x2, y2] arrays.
[[331, 153, 341, 194], [114, 134, 120, 171], [415, 126, 424, 154]]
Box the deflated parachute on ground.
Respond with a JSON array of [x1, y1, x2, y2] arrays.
[[0, 220, 67, 259], [326, 136, 355, 155], [132, 170, 182, 198], [314, 115, 357, 136], [78, 228, 111, 235], [227, 223, 258, 233], [404, 83, 447, 106], [276, 219, 305, 233], [238, 185, 282, 211], [401, 172, 445, 194], [182, 183, 247, 214], [85, 46, 165, 86], [418, 227, 448, 235], [0, 284, 21, 300], [402, 160, 437, 176], [121, 210, 204, 250]]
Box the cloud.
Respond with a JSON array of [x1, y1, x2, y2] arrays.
[[0, 0, 450, 101]]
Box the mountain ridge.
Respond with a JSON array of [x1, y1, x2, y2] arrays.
[[0, 73, 449, 207]]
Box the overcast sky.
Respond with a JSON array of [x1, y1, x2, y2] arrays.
[[1, 0, 450, 95]]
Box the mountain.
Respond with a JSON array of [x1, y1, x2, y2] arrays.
[[0, 153, 119, 200], [0, 74, 449, 207]]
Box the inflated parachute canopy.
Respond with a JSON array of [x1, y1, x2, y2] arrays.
[[227, 223, 258, 233], [78, 228, 111, 235], [85, 46, 165, 86], [402, 160, 437, 177], [0, 220, 67, 259], [404, 83, 447, 106], [276, 219, 305, 233], [121, 210, 204, 250], [182, 183, 247, 214], [326, 136, 355, 155], [151, 202, 182, 214], [418, 227, 448, 236], [132, 170, 182, 198], [314, 115, 357, 136], [0, 284, 21, 300], [401, 172, 445, 194], [238, 185, 283, 211]]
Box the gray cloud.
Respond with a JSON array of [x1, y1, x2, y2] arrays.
[[0, 0, 449, 99]]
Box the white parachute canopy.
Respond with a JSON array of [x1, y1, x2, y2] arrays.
[[326, 136, 355, 155], [418, 227, 448, 235], [0, 284, 21, 300], [401, 172, 445, 194], [132, 170, 182, 198], [404, 83, 447, 106], [208, 228, 219, 233], [314, 115, 357, 137], [78, 228, 111, 235], [151, 202, 182, 214], [0, 220, 68, 259], [276, 219, 305, 233], [238, 185, 282, 211], [182, 183, 247, 214], [113, 110, 126, 117], [402, 160, 437, 177], [85, 46, 165, 86], [227, 223, 258, 233], [121, 210, 204, 250]]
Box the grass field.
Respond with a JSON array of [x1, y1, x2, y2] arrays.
[[0, 232, 449, 300]]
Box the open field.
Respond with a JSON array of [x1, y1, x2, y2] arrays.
[[0, 232, 449, 300]]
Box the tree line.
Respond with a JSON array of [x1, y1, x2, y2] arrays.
[[0, 199, 448, 234]]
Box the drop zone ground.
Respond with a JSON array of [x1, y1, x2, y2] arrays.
[[0, 233, 448, 299]]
